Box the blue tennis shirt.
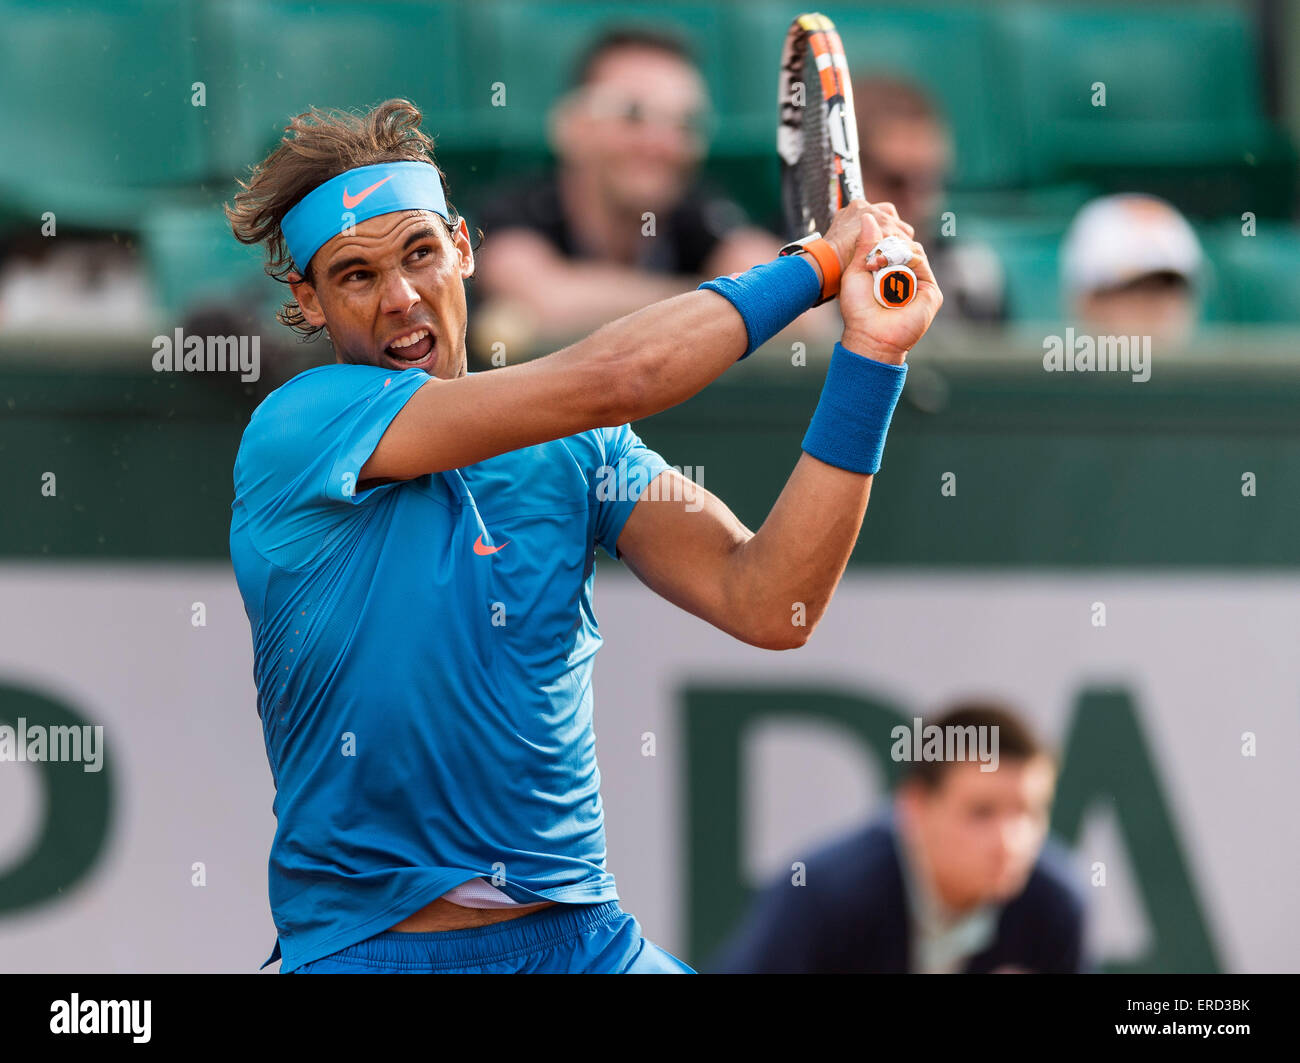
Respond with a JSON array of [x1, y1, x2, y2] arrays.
[[229, 363, 672, 972]]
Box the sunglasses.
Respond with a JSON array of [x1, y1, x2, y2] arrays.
[[576, 88, 712, 139]]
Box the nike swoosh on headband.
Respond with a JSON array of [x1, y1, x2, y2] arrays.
[[342, 174, 395, 210]]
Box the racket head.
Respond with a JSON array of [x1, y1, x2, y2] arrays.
[[778, 13, 864, 241]]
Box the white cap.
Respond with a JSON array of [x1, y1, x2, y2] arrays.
[[1061, 193, 1202, 296]]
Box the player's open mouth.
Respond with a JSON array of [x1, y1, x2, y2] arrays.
[[385, 327, 435, 368]]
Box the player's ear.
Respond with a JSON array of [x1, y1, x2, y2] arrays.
[[290, 271, 327, 328], [454, 216, 475, 280]]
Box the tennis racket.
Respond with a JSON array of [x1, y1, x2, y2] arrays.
[[778, 12, 916, 308]]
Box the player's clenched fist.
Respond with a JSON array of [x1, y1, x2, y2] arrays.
[[824, 200, 942, 365]]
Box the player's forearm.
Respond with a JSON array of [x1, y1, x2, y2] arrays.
[[599, 254, 830, 422], [730, 452, 874, 647], [728, 332, 910, 647], [582, 289, 752, 423]]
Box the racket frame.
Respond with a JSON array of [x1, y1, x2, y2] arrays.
[[778, 12, 865, 241]]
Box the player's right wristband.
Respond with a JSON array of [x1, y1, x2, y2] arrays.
[[801, 342, 908, 475]]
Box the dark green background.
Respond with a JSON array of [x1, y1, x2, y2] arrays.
[[4, 333, 1297, 567]]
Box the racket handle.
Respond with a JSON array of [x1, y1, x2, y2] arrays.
[[873, 265, 917, 308]]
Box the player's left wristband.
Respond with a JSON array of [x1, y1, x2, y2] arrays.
[[801, 342, 908, 475], [698, 253, 821, 360]]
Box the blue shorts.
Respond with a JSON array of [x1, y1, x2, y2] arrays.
[[285, 901, 694, 974]]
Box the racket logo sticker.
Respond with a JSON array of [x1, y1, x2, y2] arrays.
[[887, 271, 912, 303], [877, 268, 916, 308]]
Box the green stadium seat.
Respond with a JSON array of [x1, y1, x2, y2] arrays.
[[957, 215, 1069, 324], [1204, 221, 1300, 324], [0, 0, 210, 221], [1000, 4, 1275, 184], [201, 0, 470, 180], [138, 199, 269, 318]]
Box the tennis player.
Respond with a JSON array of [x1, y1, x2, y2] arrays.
[[226, 98, 941, 974]]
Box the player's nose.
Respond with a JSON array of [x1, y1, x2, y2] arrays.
[[378, 269, 421, 314]]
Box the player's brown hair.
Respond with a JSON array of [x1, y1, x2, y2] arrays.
[[225, 98, 465, 340], [902, 700, 1053, 790]]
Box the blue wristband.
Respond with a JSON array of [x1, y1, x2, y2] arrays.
[[801, 342, 908, 474], [698, 254, 821, 360]]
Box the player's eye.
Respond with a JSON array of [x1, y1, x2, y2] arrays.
[[343, 270, 370, 283]]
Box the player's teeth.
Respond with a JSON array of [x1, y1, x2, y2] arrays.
[[392, 329, 427, 349]]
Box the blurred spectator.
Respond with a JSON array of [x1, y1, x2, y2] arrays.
[[472, 27, 783, 356], [852, 75, 1006, 325], [1062, 193, 1203, 348], [0, 231, 154, 335], [709, 702, 1087, 974]]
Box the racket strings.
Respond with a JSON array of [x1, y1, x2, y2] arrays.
[[796, 46, 834, 237]]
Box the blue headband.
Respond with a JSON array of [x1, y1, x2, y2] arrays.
[[281, 161, 451, 272]]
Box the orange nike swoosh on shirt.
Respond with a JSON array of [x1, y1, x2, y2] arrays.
[[341, 174, 395, 209], [473, 535, 510, 556]]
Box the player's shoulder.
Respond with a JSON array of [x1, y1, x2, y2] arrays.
[[255, 362, 400, 414], [243, 364, 419, 440], [234, 365, 428, 488]]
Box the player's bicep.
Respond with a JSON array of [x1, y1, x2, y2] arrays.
[[359, 346, 628, 482], [614, 471, 761, 645]]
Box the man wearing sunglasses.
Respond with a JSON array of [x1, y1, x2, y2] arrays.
[[473, 28, 784, 353]]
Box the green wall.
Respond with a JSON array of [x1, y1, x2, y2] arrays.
[[6, 333, 1296, 566]]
